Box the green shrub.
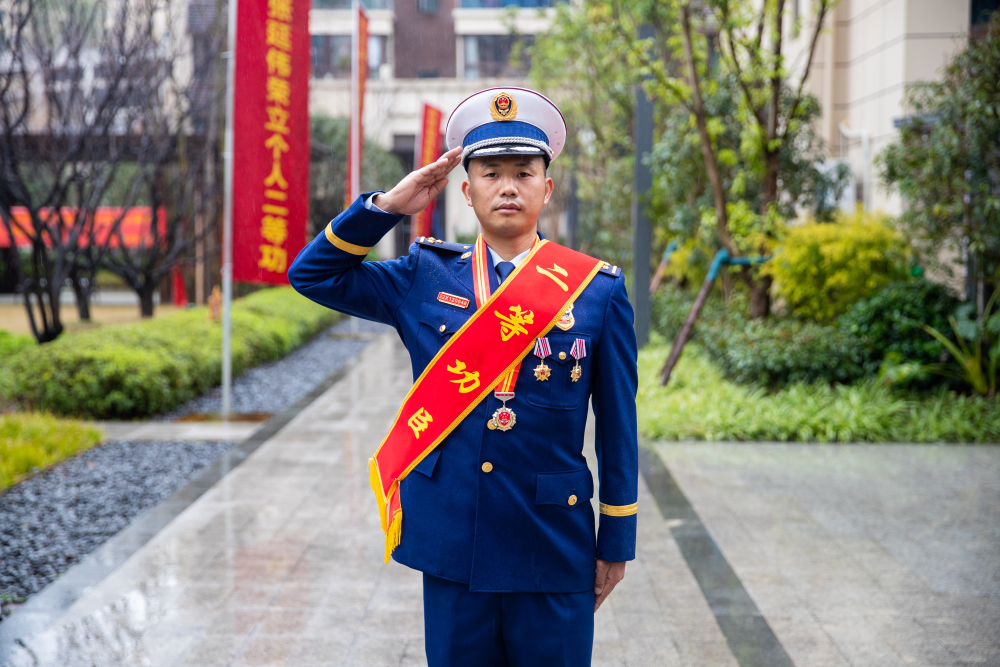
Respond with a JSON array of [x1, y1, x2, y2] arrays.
[[2, 287, 339, 419], [0, 330, 33, 359], [838, 278, 959, 366], [653, 283, 868, 387], [637, 342, 1000, 442], [765, 210, 911, 320], [921, 297, 1000, 396], [699, 318, 869, 386], [0, 413, 102, 491]]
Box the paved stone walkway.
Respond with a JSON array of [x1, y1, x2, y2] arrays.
[[656, 442, 1000, 667], [2, 330, 997, 666]]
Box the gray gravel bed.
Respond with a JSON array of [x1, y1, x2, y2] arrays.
[[162, 316, 392, 419], [0, 439, 235, 607], [0, 316, 392, 620]]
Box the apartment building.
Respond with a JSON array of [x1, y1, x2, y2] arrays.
[[308, 0, 563, 258]]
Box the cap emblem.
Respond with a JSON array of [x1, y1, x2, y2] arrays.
[[489, 92, 518, 121]]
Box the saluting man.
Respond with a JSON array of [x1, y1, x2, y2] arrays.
[[289, 87, 638, 666]]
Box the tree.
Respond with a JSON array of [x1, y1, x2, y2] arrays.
[[99, 56, 226, 318], [634, 0, 840, 317], [531, 1, 845, 315], [0, 0, 164, 339], [646, 73, 847, 268], [530, 2, 642, 271], [878, 12, 1000, 312]]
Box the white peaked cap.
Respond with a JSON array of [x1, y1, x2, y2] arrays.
[[445, 87, 568, 166]]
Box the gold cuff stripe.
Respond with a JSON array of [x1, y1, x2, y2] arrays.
[[325, 224, 373, 255], [600, 502, 638, 517]]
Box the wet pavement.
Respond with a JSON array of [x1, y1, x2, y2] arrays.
[[2, 329, 997, 666]]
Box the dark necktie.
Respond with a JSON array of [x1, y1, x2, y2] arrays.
[[496, 261, 516, 284]]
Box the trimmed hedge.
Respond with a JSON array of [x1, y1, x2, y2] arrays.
[[1, 413, 102, 491], [0, 330, 33, 358], [0, 287, 339, 419]]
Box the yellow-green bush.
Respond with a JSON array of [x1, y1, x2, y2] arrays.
[[0, 287, 339, 419], [765, 210, 910, 321], [660, 238, 712, 288], [0, 413, 102, 491]]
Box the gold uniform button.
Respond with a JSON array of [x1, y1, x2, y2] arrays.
[[568, 495, 578, 506], [482, 462, 493, 473], [461, 251, 472, 259], [558, 351, 567, 360], [439, 324, 447, 333]]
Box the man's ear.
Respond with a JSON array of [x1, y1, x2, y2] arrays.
[[461, 179, 473, 207], [543, 176, 554, 206]]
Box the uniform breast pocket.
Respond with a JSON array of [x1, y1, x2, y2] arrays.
[[522, 333, 591, 411], [416, 299, 470, 368]]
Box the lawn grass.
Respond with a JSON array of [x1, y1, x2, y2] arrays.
[[0, 413, 102, 492], [638, 341, 1000, 443]]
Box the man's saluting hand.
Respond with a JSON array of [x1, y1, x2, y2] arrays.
[[373, 147, 463, 216]]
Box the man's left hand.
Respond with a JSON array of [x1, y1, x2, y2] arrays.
[[594, 559, 626, 612]]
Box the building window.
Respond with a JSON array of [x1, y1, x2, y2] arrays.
[[971, 0, 999, 25], [464, 35, 533, 78], [418, 0, 439, 13], [312, 34, 388, 79]]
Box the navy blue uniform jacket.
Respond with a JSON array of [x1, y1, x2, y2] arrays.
[[288, 194, 639, 593]]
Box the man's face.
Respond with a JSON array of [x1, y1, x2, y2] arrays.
[[461, 154, 554, 238]]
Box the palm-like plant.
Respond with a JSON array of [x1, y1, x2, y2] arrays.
[[922, 294, 1000, 397]]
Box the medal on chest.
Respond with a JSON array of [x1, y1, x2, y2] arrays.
[[570, 338, 587, 382], [532, 337, 552, 381], [487, 370, 517, 431]]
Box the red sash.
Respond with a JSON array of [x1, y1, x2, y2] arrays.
[[369, 236, 604, 561]]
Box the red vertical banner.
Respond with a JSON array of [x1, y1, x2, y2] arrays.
[[411, 104, 443, 242], [232, 0, 311, 284], [345, 4, 369, 208]]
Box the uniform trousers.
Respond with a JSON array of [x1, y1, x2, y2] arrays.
[[422, 572, 595, 667]]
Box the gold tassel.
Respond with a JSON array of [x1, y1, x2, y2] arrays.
[[383, 509, 402, 564], [369, 458, 387, 531]]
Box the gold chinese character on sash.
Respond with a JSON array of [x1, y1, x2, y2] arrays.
[[407, 407, 433, 438], [495, 305, 534, 342], [446, 360, 481, 394], [536, 263, 569, 291]]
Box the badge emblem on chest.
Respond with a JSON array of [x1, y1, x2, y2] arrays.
[[555, 304, 575, 331]]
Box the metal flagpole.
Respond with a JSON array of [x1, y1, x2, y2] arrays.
[[350, 0, 360, 202], [632, 24, 654, 348], [221, 0, 238, 420]]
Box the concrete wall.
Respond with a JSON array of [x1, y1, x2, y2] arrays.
[[824, 0, 969, 214]]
